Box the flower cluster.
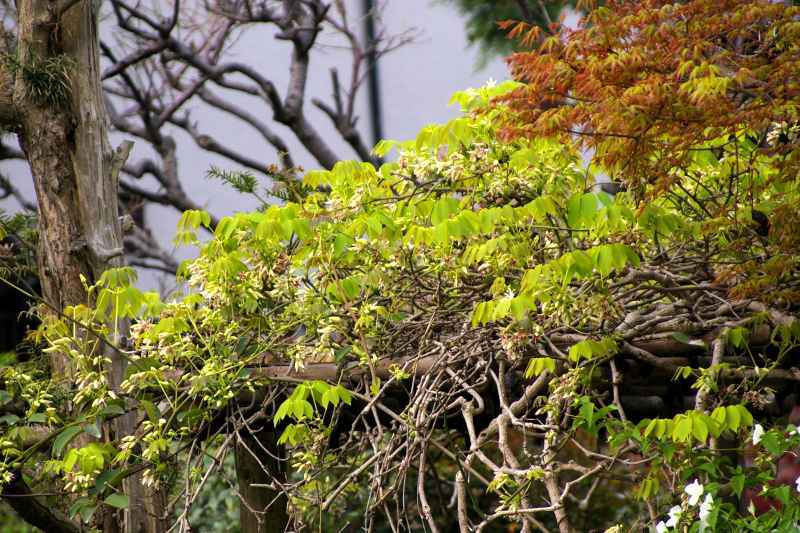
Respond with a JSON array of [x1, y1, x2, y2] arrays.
[[656, 480, 714, 532]]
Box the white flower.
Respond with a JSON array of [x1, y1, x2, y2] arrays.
[[699, 493, 714, 531], [685, 479, 704, 506], [666, 505, 682, 527], [655, 521, 668, 533], [753, 423, 765, 445], [796, 475, 800, 493], [699, 493, 713, 518]]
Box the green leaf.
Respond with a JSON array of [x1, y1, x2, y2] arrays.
[[78, 443, 106, 474], [64, 449, 79, 472], [567, 193, 600, 229], [100, 404, 126, 417], [53, 426, 83, 458], [761, 431, 784, 457], [339, 277, 361, 301], [670, 332, 692, 344], [509, 295, 533, 321], [84, 423, 102, 439], [772, 485, 791, 506], [0, 414, 19, 426], [568, 338, 617, 362], [578, 399, 598, 434], [320, 388, 337, 409], [98, 267, 138, 289], [0, 390, 12, 405], [104, 493, 129, 509], [278, 424, 296, 445], [637, 477, 659, 500], [725, 405, 741, 431], [140, 400, 159, 423], [124, 358, 161, 380], [68, 497, 95, 522], [291, 218, 312, 240], [737, 405, 754, 427], [675, 366, 694, 380], [309, 381, 329, 406], [524, 357, 556, 378], [431, 197, 459, 225], [691, 415, 709, 443], [333, 233, 353, 257], [672, 415, 692, 443], [274, 399, 292, 423], [303, 169, 331, 188], [336, 385, 352, 406], [372, 139, 397, 157], [728, 327, 748, 349], [588, 244, 639, 276], [278, 423, 309, 446], [643, 418, 658, 438], [94, 469, 122, 494], [292, 399, 313, 420], [710, 406, 726, 425], [176, 408, 203, 423], [560, 250, 594, 280], [594, 245, 615, 277], [80, 504, 97, 524], [731, 472, 745, 497], [28, 413, 47, 424], [472, 301, 494, 327]]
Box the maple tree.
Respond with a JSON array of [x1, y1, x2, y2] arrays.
[[501, 0, 800, 286]]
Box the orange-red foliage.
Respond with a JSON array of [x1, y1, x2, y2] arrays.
[[500, 0, 800, 192]]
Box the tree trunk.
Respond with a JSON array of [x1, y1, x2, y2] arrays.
[[235, 429, 289, 532], [3, 1, 164, 531]]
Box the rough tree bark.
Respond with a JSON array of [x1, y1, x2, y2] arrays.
[[1, 0, 164, 531]]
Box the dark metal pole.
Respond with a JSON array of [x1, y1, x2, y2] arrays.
[[362, 0, 384, 146]]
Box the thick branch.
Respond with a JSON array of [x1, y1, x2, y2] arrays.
[[1, 471, 80, 533]]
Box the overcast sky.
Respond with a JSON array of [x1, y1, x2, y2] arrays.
[[1, 1, 511, 290]]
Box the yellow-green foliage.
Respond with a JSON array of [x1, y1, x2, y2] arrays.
[[2, 79, 799, 530]]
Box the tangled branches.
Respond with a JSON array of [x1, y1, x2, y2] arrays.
[[2, 80, 800, 531]]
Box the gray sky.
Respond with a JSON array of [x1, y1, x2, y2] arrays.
[[1, 1, 510, 290]]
